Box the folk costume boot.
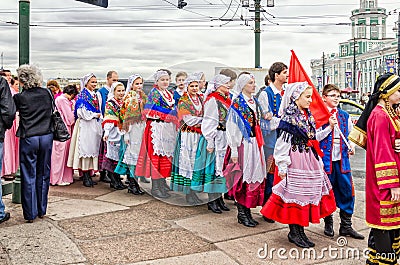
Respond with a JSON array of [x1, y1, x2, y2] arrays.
[[244, 207, 259, 226], [99, 170, 111, 183], [236, 203, 255, 227], [109, 171, 121, 190], [216, 194, 230, 211], [207, 193, 222, 214], [324, 214, 334, 237], [160, 178, 171, 192], [299, 226, 315, 247], [339, 210, 365, 239], [127, 176, 145, 195], [114, 173, 127, 190], [82, 172, 93, 187], [151, 179, 169, 198], [288, 224, 309, 248]]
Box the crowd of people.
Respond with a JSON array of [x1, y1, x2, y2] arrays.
[[0, 64, 400, 264]]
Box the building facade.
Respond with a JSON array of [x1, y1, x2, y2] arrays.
[[310, 0, 397, 99]]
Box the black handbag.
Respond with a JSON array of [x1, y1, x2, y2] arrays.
[[47, 89, 71, 142]]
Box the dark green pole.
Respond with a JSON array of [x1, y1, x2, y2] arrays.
[[254, 0, 261, 68], [19, 0, 30, 66]]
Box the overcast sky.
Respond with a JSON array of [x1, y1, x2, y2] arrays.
[[0, 0, 398, 82]]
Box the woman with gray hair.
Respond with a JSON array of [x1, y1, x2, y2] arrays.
[[13, 64, 53, 223]]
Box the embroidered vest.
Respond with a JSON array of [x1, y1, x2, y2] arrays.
[[261, 86, 282, 149], [319, 108, 351, 174]]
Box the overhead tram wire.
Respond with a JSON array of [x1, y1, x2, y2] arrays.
[[160, 0, 214, 18]]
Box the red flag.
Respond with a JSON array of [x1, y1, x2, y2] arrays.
[[288, 50, 330, 128]]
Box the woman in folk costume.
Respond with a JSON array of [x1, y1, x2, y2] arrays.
[[349, 73, 400, 265], [135, 70, 178, 199], [260, 82, 336, 248], [115, 74, 146, 195], [170, 75, 203, 204], [67, 73, 103, 187], [191, 74, 232, 213], [102, 82, 127, 190], [224, 74, 266, 226]]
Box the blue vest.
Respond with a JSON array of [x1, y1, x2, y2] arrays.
[[260, 86, 282, 149], [173, 90, 182, 104], [319, 108, 351, 174], [98, 86, 109, 116]]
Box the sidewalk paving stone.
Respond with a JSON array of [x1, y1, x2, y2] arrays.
[[49, 181, 113, 200], [95, 190, 153, 207], [128, 250, 240, 265], [46, 198, 129, 221], [0, 221, 86, 265]]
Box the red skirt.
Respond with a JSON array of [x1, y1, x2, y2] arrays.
[[135, 120, 173, 179], [260, 189, 336, 227]]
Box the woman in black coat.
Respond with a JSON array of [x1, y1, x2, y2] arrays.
[[14, 64, 53, 223]]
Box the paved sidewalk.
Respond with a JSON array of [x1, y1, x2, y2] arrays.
[[0, 174, 369, 265]]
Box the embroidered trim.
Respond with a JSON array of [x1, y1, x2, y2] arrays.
[[381, 216, 400, 223], [377, 178, 399, 185], [376, 169, 398, 178], [375, 162, 397, 169], [380, 206, 400, 216]]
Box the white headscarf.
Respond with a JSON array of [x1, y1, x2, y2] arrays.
[[125, 74, 142, 95], [183, 75, 200, 91], [278, 81, 309, 116], [192, 71, 204, 81], [107, 81, 124, 101], [204, 74, 230, 98], [80, 73, 96, 90], [231, 74, 252, 100], [153, 70, 169, 83]]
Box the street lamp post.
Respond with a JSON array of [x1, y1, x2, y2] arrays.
[[322, 52, 326, 87], [352, 37, 358, 90]]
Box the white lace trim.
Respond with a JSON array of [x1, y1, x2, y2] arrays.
[[150, 121, 177, 157]]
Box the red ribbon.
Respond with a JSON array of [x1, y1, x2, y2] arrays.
[[307, 139, 324, 158], [255, 124, 264, 148]]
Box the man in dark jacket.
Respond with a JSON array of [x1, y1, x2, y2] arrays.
[[0, 76, 16, 224]]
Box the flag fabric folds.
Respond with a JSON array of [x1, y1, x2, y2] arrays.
[[288, 50, 330, 128]]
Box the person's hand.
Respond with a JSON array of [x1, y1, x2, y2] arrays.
[[125, 139, 130, 145], [348, 148, 355, 155], [390, 187, 400, 201], [278, 172, 286, 179], [264, 112, 273, 121], [329, 115, 338, 129], [395, 139, 400, 153], [206, 147, 214, 153], [103, 135, 108, 142], [231, 157, 238, 163], [96, 113, 101, 118]]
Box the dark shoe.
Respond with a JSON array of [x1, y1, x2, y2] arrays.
[[38, 215, 45, 219], [160, 178, 171, 191], [26, 219, 34, 223], [244, 207, 259, 226], [82, 172, 93, 187], [100, 171, 111, 183], [262, 216, 275, 223], [127, 177, 145, 195], [339, 210, 365, 240], [151, 179, 169, 198], [299, 226, 315, 247], [0, 212, 10, 224], [288, 224, 309, 248], [216, 197, 230, 211], [114, 173, 127, 190], [139, 176, 150, 183], [237, 203, 255, 227], [324, 214, 334, 237], [224, 193, 234, 200], [109, 171, 121, 190], [207, 200, 222, 214]]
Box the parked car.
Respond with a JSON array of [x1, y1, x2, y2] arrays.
[[339, 99, 364, 124]]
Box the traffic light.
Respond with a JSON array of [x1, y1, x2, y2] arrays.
[[76, 0, 108, 8], [178, 0, 187, 9]]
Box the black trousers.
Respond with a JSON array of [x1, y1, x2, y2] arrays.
[[367, 228, 400, 265]]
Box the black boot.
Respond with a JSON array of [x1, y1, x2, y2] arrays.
[[224, 192, 234, 200], [151, 179, 169, 198], [139, 176, 150, 183], [216, 195, 230, 211], [114, 173, 127, 190], [244, 207, 259, 226], [298, 226, 315, 247], [324, 214, 334, 237], [109, 171, 120, 190], [160, 178, 171, 191], [288, 224, 309, 248], [127, 177, 145, 195], [82, 172, 93, 187], [237, 203, 255, 227], [207, 193, 222, 214], [339, 210, 365, 239], [99, 170, 111, 183]]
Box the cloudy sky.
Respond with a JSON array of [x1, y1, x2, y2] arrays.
[[0, 0, 398, 82]]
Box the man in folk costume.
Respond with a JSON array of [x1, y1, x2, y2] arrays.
[[191, 74, 232, 213], [317, 84, 364, 240], [260, 82, 336, 248], [224, 74, 266, 227], [67, 73, 102, 187], [257, 62, 288, 223], [135, 70, 177, 199], [349, 73, 400, 265], [102, 82, 128, 191], [96, 70, 119, 184]]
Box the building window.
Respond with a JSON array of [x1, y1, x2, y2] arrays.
[[347, 63, 351, 70], [368, 1, 375, 8], [370, 25, 379, 39]]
